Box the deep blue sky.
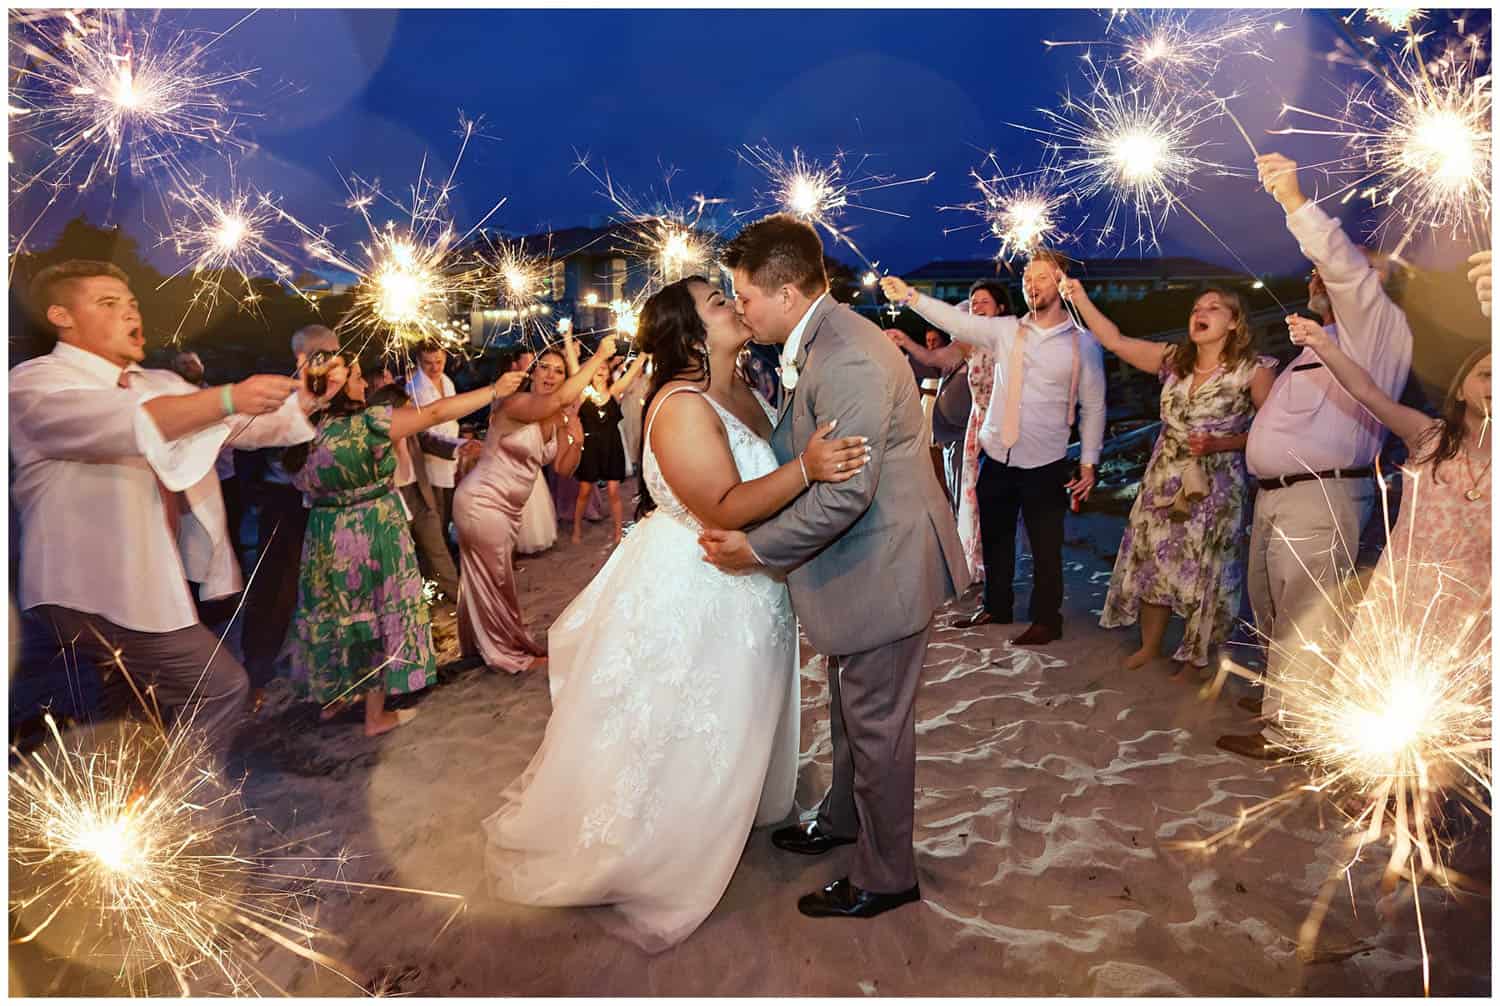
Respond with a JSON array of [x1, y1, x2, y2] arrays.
[[11, 8, 1490, 278]]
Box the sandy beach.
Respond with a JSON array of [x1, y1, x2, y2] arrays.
[[13, 503, 1490, 997]]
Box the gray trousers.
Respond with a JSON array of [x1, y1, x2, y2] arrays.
[[399, 484, 461, 604], [815, 620, 932, 893], [34, 604, 250, 765], [1247, 477, 1375, 730]]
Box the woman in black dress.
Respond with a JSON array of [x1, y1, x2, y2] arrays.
[[572, 352, 647, 545]]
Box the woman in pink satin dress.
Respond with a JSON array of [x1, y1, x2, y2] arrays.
[[453, 336, 615, 672]]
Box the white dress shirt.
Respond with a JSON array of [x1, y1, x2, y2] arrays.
[[406, 370, 460, 488], [779, 293, 828, 393], [1246, 202, 1414, 478], [11, 342, 316, 632], [907, 293, 1107, 468]]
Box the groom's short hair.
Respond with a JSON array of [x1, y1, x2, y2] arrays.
[[721, 214, 828, 298]]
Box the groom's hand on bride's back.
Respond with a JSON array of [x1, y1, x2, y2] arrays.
[[699, 528, 760, 572]]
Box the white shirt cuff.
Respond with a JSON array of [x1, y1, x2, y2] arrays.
[[132, 393, 229, 492]]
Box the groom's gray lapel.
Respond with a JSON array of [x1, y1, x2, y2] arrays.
[[776, 295, 839, 426]]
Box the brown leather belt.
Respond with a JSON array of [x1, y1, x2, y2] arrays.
[[1256, 467, 1373, 491]]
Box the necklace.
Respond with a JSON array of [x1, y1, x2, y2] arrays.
[[1193, 360, 1221, 374], [1461, 444, 1491, 502]]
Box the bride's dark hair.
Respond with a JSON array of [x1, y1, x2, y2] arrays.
[[633, 275, 711, 517]]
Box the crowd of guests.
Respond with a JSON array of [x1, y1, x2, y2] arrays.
[[9, 149, 1491, 771], [880, 151, 1491, 761]]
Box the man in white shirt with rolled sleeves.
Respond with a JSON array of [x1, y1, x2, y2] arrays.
[[10, 260, 344, 765], [1215, 154, 1415, 761], [881, 251, 1107, 647], [407, 340, 464, 550]]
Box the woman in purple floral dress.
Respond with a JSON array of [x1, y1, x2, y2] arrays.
[[1063, 281, 1276, 670], [285, 352, 524, 737]]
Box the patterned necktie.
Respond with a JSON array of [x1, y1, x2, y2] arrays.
[[119, 369, 183, 541], [998, 325, 1028, 449]]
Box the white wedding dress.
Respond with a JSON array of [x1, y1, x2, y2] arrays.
[[515, 471, 557, 554], [482, 387, 799, 952]]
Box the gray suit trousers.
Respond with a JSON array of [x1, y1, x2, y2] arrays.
[[816, 619, 932, 893], [399, 484, 461, 605]]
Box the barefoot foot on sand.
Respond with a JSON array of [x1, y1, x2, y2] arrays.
[[1123, 648, 1157, 670], [365, 708, 418, 738]]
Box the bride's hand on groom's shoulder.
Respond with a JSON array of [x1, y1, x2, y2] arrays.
[[699, 528, 759, 572], [803, 420, 871, 483]]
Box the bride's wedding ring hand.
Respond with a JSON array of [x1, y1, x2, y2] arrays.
[[802, 420, 872, 483]]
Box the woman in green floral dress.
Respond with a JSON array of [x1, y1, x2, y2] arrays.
[[1061, 280, 1276, 671], [285, 351, 524, 736]]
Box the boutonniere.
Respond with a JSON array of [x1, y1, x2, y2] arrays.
[[780, 361, 799, 390]]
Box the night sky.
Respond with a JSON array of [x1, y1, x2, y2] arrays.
[[10, 7, 1491, 278]]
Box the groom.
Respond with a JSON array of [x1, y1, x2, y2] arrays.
[[701, 215, 969, 919]]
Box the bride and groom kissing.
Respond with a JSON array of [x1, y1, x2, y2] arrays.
[[481, 213, 969, 951]]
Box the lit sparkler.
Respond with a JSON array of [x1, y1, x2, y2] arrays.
[[273, 115, 508, 361], [1185, 465, 1492, 992], [157, 183, 308, 338], [1270, 23, 1491, 257], [940, 151, 1072, 263], [1043, 9, 1285, 92], [1353, 8, 1429, 33], [736, 142, 935, 272], [472, 233, 556, 349], [8, 9, 259, 257]]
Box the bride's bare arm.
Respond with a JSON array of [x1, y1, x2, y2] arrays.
[[648, 389, 869, 530]]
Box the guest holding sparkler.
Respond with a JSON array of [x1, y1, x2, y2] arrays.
[[11, 261, 338, 763], [571, 351, 648, 546], [407, 341, 465, 551], [1216, 152, 1415, 761], [882, 259, 1105, 646], [282, 351, 524, 737], [1062, 279, 1275, 671], [454, 338, 606, 674], [1286, 321, 1490, 643], [887, 280, 1015, 584]]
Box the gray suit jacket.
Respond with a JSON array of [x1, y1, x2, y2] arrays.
[[747, 297, 971, 656]]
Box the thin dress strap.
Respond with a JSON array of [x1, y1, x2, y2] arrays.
[[643, 385, 705, 453]]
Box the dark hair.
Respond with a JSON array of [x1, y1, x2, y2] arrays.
[[368, 383, 410, 408], [967, 279, 1014, 315], [414, 340, 446, 359], [721, 214, 827, 297], [1167, 287, 1254, 380], [1419, 347, 1491, 485], [282, 346, 383, 473], [520, 348, 566, 394], [633, 277, 713, 516], [28, 260, 132, 331]]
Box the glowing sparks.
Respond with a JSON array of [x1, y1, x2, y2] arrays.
[[1271, 26, 1491, 255], [473, 233, 555, 347], [1027, 61, 1229, 252], [1042, 9, 1280, 91], [158, 183, 307, 336], [736, 142, 934, 271], [1355, 8, 1429, 33], [941, 152, 1071, 263], [610, 298, 641, 340], [274, 115, 507, 360], [8, 9, 258, 257]]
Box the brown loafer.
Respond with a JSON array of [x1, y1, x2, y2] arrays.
[[1215, 732, 1284, 761], [1011, 623, 1061, 646]]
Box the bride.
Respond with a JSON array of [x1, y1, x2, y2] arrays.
[[482, 275, 871, 951]]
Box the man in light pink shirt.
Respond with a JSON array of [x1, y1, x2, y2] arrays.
[[1216, 154, 1415, 760], [11, 261, 344, 764]]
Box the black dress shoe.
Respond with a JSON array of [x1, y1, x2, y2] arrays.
[[1215, 731, 1285, 761], [1011, 623, 1061, 646], [798, 877, 921, 919], [771, 820, 856, 856], [960, 608, 1012, 628]]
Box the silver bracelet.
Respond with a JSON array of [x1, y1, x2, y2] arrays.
[[798, 453, 810, 488]]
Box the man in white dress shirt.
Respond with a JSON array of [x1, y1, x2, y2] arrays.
[[1215, 154, 1415, 760], [881, 253, 1107, 646], [407, 341, 465, 550], [10, 260, 343, 763]]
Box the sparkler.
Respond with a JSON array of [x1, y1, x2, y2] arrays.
[[1043, 9, 1285, 93], [940, 151, 1072, 264], [472, 233, 556, 350], [1184, 463, 1492, 993], [736, 142, 935, 274], [8, 9, 259, 258], [1270, 21, 1491, 257], [157, 182, 309, 338], [273, 115, 508, 362]]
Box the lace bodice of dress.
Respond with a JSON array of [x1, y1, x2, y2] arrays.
[[642, 387, 778, 529]]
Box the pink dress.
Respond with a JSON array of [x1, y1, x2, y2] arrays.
[[453, 419, 556, 672], [957, 348, 995, 582]]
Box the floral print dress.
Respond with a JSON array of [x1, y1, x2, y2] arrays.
[[1100, 351, 1277, 666], [289, 405, 436, 702], [957, 347, 995, 582]]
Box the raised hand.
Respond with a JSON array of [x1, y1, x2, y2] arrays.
[[879, 275, 913, 304], [233, 375, 302, 415], [1467, 250, 1492, 319], [1285, 313, 1329, 352], [1256, 152, 1307, 213], [595, 334, 618, 361], [801, 421, 871, 483], [493, 370, 525, 400]]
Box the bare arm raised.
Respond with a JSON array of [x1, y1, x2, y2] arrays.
[[500, 335, 617, 424]]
